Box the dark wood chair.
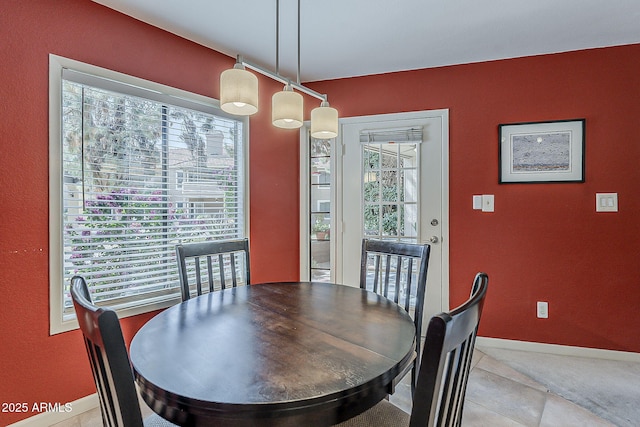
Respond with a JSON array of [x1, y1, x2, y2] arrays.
[[336, 272, 489, 427], [175, 238, 250, 301], [360, 238, 431, 395], [70, 276, 175, 427]]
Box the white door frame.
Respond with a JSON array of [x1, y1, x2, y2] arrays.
[[300, 109, 450, 314]]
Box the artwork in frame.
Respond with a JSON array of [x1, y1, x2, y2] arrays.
[[499, 119, 585, 183]]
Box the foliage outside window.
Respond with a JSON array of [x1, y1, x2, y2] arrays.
[[50, 57, 247, 331], [362, 144, 418, 240]]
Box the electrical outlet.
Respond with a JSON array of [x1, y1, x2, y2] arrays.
[[537, 301, 548, 319]]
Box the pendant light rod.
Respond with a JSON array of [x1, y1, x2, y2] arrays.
[[275, 0, 279, 74], [237, 55, 327, 102], [297, 0, 300, 85]]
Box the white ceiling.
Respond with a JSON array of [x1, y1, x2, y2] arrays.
[[94, 0, 640, 83]]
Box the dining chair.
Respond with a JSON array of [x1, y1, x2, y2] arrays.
[[175, 238, 250, 301], [360, 238, 431, 395], [70, 276, 175, 427], [335, 272, 489, 427]]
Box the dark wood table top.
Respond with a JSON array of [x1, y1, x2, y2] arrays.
[[130, 281, 416, 426]]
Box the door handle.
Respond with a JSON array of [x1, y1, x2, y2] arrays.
[[428, 236, 439, 244]]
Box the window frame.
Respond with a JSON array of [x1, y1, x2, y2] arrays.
[[49, 54, 250, 334]]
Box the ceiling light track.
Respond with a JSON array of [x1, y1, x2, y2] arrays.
[[239, 56, 327, 102]]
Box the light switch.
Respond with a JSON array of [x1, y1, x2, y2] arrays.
[[473, 195, 483, 210], [596, 193, 618, 212], [482, 195, 495, 212]]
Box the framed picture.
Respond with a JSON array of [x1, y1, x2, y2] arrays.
[[499, 119, 585, 183]]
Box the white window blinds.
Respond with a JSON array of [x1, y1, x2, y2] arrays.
[[58, 68, 246, 321], [359, 127, 423, 145]]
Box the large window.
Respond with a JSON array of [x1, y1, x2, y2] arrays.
[[49, 55, 248, 333]]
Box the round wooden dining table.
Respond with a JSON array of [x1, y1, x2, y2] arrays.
[[130, 281, 416, 426]]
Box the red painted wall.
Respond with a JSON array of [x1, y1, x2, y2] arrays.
[[0, 1, 299, 424], [2, 0, 639, 424], [308, 44, 640, 353]]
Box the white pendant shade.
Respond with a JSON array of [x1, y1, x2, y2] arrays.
[[311, 101, 338, 139], [272, 85, 303, 129], [220, 64, 258, 116]]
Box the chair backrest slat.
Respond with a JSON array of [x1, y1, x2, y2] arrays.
[[409, 272, 489, 427], [218, 253, 226, 289], [372, 254, 381, 293], [393, 256, 403, 304], [194, 256, 203, 295], [230, 252, 238, 287], [206, 256, 214, 293], [405, 258, 414, 312], [176, 238, 250, 301], [383, 254, 392, 298]]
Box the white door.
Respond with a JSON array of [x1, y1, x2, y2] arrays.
[[336, 110, 449, 326]]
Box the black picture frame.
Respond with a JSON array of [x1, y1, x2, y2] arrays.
[[499, 119, 585, 183]]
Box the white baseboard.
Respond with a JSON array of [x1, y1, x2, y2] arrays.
[[476, 337, 640, 363], [7, 394, 99, 427]]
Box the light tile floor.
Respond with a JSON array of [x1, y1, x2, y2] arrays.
[[390, 347, 625, 427], [52, 348, 637, 427], [478, 346, 640, 427]]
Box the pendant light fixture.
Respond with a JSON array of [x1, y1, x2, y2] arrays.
[[311, 100, 338, 139], [219, 0, 338, 139], [220, 58, 258, 116], [272, 0, 303, 129], [273, 83, 303, 128]]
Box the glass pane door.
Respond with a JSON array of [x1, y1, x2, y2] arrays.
[[362, 142, 418, 241]]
